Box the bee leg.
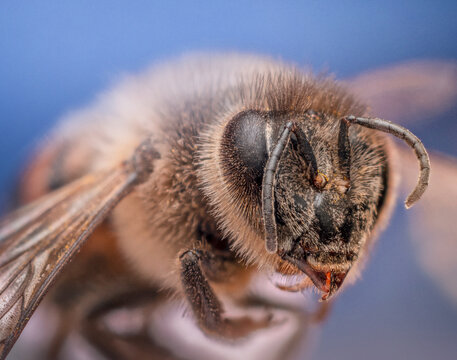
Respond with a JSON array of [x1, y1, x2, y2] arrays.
[[180, 249, 273, 339], [239, 295, 331, 359], [82, 321, 179, 360], [81, 289, 182, 360]]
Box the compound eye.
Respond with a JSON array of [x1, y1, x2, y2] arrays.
[[220, 110, 268, 187]]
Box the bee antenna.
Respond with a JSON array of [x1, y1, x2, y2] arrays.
[[343, 116, 430, 208], [262, 121, 294, 253], [338, 118, 352, 181]]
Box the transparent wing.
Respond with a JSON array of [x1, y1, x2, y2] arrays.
[[0, 139, 158, 359], [347, 60, 457, 124], [398, 147, 457, 305]]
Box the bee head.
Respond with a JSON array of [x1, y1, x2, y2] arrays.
[[218, 109, 429, 300]]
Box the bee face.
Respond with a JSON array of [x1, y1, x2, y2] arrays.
[[220, 109, 391, 298]]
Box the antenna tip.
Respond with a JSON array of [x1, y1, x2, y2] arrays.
[[404, 201, 413, 209]]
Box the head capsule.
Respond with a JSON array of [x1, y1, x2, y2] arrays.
[[218, 109, 428, 299]]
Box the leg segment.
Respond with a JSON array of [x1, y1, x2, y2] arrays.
[[81, 288, 182, 360], [180, 249, 272, 339]]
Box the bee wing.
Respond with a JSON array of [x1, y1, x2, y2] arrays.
[[397, 148, 457, 305], [0, 139, 158, 359], [347, 60, 457, 124], [347, 60, 457, 304]]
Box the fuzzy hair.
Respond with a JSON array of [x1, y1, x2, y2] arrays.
[[35, 53, 396, 294]]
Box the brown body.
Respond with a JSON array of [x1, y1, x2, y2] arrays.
[[4, 54, 432, 359]]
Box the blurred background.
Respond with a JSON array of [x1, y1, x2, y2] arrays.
[[1, 1, 456, 359]]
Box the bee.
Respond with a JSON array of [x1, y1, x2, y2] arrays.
[[0, 54, 439, 360]]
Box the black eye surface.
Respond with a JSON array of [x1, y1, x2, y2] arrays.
[[221, 110, 268, 187]]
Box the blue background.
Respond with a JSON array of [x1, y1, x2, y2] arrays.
[[1, 1, 456, 359]]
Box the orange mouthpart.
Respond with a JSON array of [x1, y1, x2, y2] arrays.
[[325, 271, 331, 292]]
